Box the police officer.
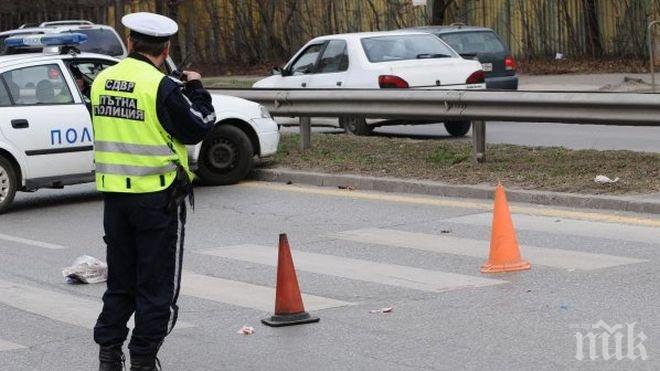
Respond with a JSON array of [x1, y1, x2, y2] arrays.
[[91, 12, 215, 371]]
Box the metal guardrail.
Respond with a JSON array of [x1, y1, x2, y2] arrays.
[[213, 88, 660, 161]]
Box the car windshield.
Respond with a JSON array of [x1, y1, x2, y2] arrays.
[[439, 31, 506, 55], [75, 29, 124, 57], [361, 34, 458, 63]]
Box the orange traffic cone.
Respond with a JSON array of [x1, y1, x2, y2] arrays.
[[262, 234, 319, 327], [480, 184, 531, 273]]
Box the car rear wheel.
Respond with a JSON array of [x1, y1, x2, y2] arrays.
[[0, 156, 18, 214], [340, 117, 373, 136], [196, 125, 254, 185], [444, 121, 471, 137]]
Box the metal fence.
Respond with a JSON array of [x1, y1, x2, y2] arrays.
[[215, 88, 660, 161]]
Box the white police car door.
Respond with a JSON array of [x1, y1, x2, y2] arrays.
[[0, 60, 94, 180]]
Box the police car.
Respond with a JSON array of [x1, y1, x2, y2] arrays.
[[0, 33, 279, 213], [0, 20, 127, 58]]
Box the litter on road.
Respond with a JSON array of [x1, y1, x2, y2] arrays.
[[237, 326, 255, 335], [62, 255, 108, 284], [369, 307, 393, 314]]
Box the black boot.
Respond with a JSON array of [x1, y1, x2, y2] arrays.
[[130, 353, 161, 371], [99, 344, 125, 371]]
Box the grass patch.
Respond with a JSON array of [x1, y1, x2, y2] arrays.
[[267, 133, 660, 195], [427, 147, 471, 165]]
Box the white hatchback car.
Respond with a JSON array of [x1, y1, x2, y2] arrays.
[[0, 34, 279, 213], [254, 31, 485, 135]]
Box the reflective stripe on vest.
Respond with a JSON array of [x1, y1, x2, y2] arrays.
[[91, 57, 191, 193], [95, 141, 173, 156], [95, 163, 178, 176]]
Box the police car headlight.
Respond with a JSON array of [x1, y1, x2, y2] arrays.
[[259, 106, 272, 119]]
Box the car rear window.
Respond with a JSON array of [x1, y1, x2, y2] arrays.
[[439, 31, 506, 55], [75, 29, 124, 57], [361, 34, 458, 63]]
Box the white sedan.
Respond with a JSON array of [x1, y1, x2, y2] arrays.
[[0, 35, 279, 213], [254, 31, 485, 135]]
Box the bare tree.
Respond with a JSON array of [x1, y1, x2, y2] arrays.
[[204, 0, 221, 63], [281, 0, 300, 55], [114, 0, 125, 36], [255, 0, 287, 60], [366, 0, 382, 31], [155, 0, 166, 15], [430, 0, 456, 25], [582, 0, 603, 57], [168, 0, 184, 61], [559, 0, 581, 56]]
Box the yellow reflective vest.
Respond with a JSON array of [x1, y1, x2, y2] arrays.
[[91, 57, 191, 193]]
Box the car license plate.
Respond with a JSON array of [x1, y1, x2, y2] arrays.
[[481, 63, 493, 72]]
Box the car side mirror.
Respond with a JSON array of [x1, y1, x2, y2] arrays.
[[271, 66, 282, 76], [280, 67, 292, 77]]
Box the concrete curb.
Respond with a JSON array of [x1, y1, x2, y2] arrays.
[[250, 168, 660, 215]]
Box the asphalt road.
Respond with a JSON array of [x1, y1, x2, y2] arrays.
[[0, 182, 658, 370]]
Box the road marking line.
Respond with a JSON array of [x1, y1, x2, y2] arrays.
[[0, 233, 68, 250], [196, 245, 506, 292], [446, 213, 660, 245], [331, 228, 647, 271], [238, 182, 660, 227], [182, 271, 352, 312], [0, 280, 194, 330], [0, 339, 26, 351]]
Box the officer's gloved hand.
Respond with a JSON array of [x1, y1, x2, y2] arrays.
[[181, 70, 201, 82]]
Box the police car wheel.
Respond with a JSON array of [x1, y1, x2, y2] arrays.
[[0, 156, 18, 214], [444, 121, 471, 137], [196, 125, 254, 185]]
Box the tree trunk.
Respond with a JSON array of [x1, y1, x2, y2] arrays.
[[114, 0, 125, 37], [168, 0, 183, 62], [583, 0, 603, 57], [184, 0, 195, 64], [430, 0, 455, 25], [155, 0, 164, 15], [204, 0, 221, 64]]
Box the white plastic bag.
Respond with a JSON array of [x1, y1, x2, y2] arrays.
[[62, 255, 108, 284], [594, 175, 620, 184]]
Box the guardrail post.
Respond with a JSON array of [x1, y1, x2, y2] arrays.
[[300, 116, 312, 150], [472, 120, 486, 163], [649, 21, 660, 92]]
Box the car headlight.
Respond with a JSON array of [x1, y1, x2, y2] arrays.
[[260, 105, 272, 119]]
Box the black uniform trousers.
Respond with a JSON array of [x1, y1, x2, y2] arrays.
[[94, 188, 185, 357]]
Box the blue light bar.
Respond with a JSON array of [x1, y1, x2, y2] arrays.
[[4, 33, 88, 48]]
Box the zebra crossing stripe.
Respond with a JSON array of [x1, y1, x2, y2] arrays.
[[196, 245, 506, 292], [0, 279, 194, 330], [446, 213, 660, 245], [331, 228, 647, 271], [182, 271, 353, 312], [0, 233, 68, 250], [0, 338, 26, 351]]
